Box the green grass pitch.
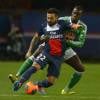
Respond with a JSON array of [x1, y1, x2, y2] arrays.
[[0, 61, 100, 100]]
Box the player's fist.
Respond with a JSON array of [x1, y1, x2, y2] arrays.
[[71, 23, 81, 30], [40, 34, 49, 42], [65, 32, 75, 40]]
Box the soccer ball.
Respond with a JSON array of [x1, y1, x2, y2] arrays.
[[24, 81, 38, 95]]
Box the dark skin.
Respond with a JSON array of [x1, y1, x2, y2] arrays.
[[71, 8, 83, 23], [65, 7, 85, 72], [66, 7, 83, 40]]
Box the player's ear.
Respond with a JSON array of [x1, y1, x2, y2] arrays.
[[55, 15, 59, 20]]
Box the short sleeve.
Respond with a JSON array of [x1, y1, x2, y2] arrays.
[[35, 25, 44, 36]]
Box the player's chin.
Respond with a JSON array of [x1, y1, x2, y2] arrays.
[[48, 22, 55, 26]]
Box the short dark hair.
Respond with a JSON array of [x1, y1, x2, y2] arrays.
[[74, 5, 83, 11], [47, 8, 59, 16]]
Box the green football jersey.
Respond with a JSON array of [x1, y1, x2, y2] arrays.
[[59, 16, 87, 48]]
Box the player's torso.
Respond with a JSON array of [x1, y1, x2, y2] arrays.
[[42, 21, 67, 56], [42, 21, 67, 39]]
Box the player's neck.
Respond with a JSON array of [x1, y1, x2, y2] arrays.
[[71, 18, 79, 24]]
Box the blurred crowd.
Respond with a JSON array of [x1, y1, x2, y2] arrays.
[[0, 0, 100, 60], [0, 13, 24, 60]]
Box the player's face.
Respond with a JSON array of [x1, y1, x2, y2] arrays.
[[71, 8, 83, 22], [47, 13, 58, 26]]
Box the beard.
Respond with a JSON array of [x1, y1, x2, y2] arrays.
[[71, 16, 79, 23], [48, 21, 57, 26]]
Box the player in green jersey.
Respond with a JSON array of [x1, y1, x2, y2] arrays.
[[8, 6, 87, 95], [8, 9, 80, 94], [59, 5, 87, 94]]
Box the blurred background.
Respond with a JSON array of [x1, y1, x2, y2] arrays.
[[0, 0, 100, 60]]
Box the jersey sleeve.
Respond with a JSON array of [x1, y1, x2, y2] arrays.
[[67, 23, 87, 48], [35, 24, 45, 37], [59, 16, 69, 22], [37, 27, 44, 36], [60, 20, 72, 31]]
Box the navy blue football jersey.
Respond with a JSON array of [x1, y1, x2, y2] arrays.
[[37, 20, 71, 56]]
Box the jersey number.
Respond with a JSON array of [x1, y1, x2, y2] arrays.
[[36, 53, 46, 61]]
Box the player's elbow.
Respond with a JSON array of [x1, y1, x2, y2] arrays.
[[78, 42, 84, 48]]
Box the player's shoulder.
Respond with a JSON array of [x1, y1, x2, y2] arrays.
[[41, 22, 47, 28], [59, 16, 70, 21], [36, 22, 47, 35], [38, 22, 47, 31], [58, 19, 68, 26], [79, 20, 87, 29]]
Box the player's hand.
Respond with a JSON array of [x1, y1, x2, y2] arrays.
[[71, 24, 81, 30], [25, 51, 32, 58], [65, 32, 75, 40], [40, 34, 49, 42]]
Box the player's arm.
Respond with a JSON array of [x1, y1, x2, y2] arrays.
[[26, 25, 48, 58], [27, 34, 48, 58], [25, 32, 40, 58], [67, 24, 87, 48], [32, 43, 45, 58], [59, 17, 81, 30], [59, 16, 69, 21]]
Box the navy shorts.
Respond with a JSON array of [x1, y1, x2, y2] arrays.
[[35, 51, 63, 78]]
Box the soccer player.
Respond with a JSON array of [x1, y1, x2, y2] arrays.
[[8, 8, 82, 82], [59, 6, 87, 94], [11, 8, 80, 92]]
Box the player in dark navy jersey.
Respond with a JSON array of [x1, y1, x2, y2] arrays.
[[11, 8, 81, 93]]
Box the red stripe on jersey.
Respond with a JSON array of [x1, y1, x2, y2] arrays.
[[48, 39, 62, 56]]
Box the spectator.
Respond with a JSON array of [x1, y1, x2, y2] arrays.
[[7, 14, 24, 59], [0, 14, 11, 59]]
